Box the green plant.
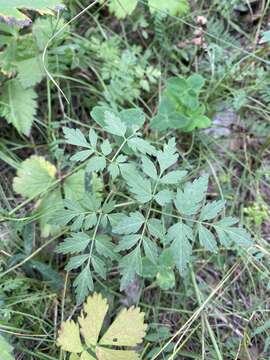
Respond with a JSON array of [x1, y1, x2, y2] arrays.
[[0, 16, 69, 135], [101, 0, 190, 19], [0, 334, 14, 360], [0, 1, 64, 26], [57, 292, 146, 360], [78, 35, 161, 106], [151, 74, 211, 131], [51, 104, 253, 303]]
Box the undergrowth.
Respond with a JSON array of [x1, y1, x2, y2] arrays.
[[1, 0, 270, 359]]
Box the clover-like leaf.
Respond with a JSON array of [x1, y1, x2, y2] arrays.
[[13, 155, 57, 198], [57, 293, 147, 360]]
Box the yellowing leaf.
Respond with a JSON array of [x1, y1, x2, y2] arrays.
[[80, 351, 96, 360], [13, 155, 57, 198], [99, 306, 146, 346], [0, 1, 64, 26], [57, 320, 83, 353], [96, 348, 139, 360], [70, 355, 80, 360], [58, 293, 147, 359], [79, 293, 109, 347]]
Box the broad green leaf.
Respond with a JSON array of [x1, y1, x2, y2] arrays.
[[0, 335, 14, 360], [147, 218, 165, 241], [120, 246, 142, 290], [63, 170, 85, 202], [86, 156, 106, 173], [99, 306, 146, 346], [115, 234, 141, 252], [198, 224, 217, 253], [175, 175, 209, 216], [113, 212, 145, 234], [151, 97, 184, 131], [167, 222, 193, 274], [79, 293, 109, 347], [90, 106, 115, 128], [143, 237, 158, 264], [0, 0, 64, 25], [157, 138, 178, 173], [70, 150, 93, 162], [63, 127, 90, 148], [13, 155, 56, 198], [121, 164, 152, 203], [160, 170, 187, 184], [101, 139, 112, 156], [261, 30, 270, 44], [120, 108, 145, 129], [74, 266, 93, 304], [96, 348, 139, 360], [57, 320, 83, 353], [0, 79, 37, 135], [108, 0, 138, 19], [127, 137, 156, 155], [226, 227, 253, 246], [141, 156, 157, 179], [91, 255, 106, 279], [65, 255, 88, 271], [56, 233, 90, 255], [186, 74, 205, 92], [16, 56, 44, 87], [148, 0, 189, 15], [214, 217, 253, 248], [38, 189, 63, 237], [32, 17, 67, 50], [200, 200, 225, 221], [155, 189, 174, 206], [89, 128, 98, 148], [104, 111, 127, 137], [95, 235, 117, 260], [156, 268, 175, 290]]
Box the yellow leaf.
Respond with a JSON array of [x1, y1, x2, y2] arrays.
[[99, 306, 147, 347], [57, 320, 83, 353], [13, 155, 57, 198], [80, 351, 96, 360], [79, 293, 109, 347], [96, 347, 139, 360], [70, 354, 80, 360]]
